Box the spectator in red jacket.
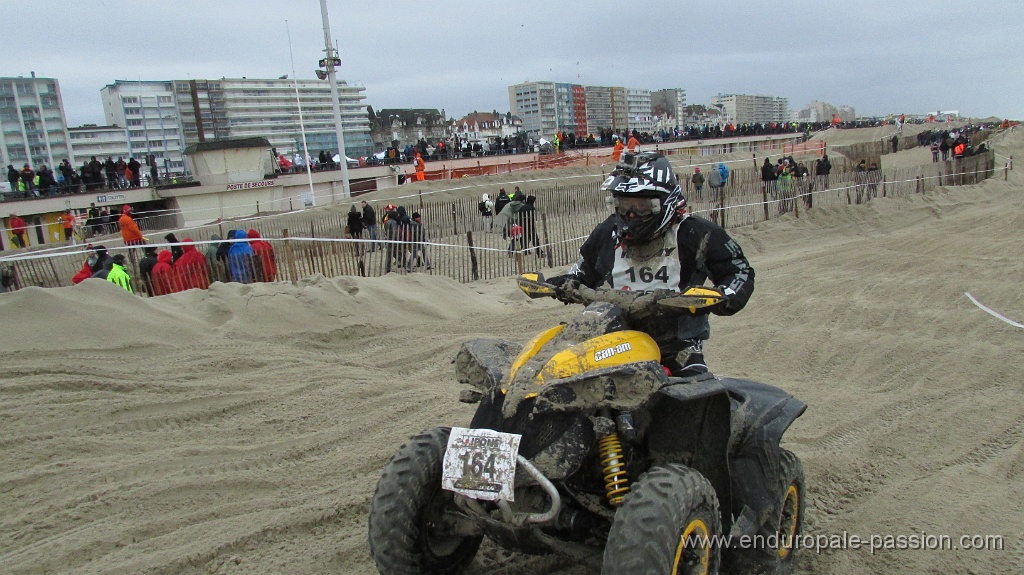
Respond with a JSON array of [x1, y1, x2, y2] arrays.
[[246, 229, 277, 282], [174, 238, 210, 290], [8, 213, 27, 248], [151, 249, 181, 296]]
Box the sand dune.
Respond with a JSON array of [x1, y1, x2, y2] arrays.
[[1, 127, 1022, 574]]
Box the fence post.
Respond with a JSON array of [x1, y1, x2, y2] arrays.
[[256, 201, 260, 217], [882, 176, 886, 198], [451, 204, 458, 236], [283, 228, 298, 284], [541, 212, 554, 268], [466, 230, 480, 281], [1006, 162, 1010, 181]]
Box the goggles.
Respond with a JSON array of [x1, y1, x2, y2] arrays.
[[613, 195, 661, 218]]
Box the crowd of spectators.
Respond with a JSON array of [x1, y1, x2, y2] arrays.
[[917, 126, 990, 162], [70, 226, 278, 296], [4, 154, 162, 199]]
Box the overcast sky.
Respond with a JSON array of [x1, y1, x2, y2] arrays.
[[7, 0, 1022, 127]]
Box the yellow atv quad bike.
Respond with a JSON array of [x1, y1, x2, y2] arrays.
[[369, 274, 806, 575]]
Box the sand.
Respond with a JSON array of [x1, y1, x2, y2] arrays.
[[1, 126, 1022, 574]]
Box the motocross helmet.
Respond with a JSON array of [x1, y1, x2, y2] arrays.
[[601, 151, 686, 246]]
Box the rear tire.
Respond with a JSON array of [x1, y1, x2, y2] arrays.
[[368, 427, 483, 575], [725, 448, 805, 575], [603, 463, 722, 575]]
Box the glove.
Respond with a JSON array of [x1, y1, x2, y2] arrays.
[[551, 277, 582, 304]]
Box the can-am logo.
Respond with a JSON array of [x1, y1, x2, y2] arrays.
[[595, 343, 632, 362]]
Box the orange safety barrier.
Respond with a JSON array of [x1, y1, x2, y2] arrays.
[[784, 140, 826, 156]]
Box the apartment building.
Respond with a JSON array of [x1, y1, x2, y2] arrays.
[[626, 88, 653, 134], [67, 124, 130, 165], [172, 77, 373, 159], [508, 82, 557, 138], [100, 80, 186, 176], [0, 75, 75, 172], [651, 88, 687, 129], [610, 87, 628, 132], [710, 94, 789, 124], [584, 85, 612, 133], [511, 81, 658, 137]]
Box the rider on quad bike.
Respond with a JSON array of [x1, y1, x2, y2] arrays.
[[368, 153, 805, 575], [549, 151, 754, 377]]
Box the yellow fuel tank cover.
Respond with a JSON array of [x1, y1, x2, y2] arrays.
[[538, 330, 660, 383]]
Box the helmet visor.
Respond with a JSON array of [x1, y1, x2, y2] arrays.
[[613, 195, 661, 218]]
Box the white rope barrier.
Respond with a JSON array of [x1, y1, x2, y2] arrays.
[[964, 292, 1024, 329]]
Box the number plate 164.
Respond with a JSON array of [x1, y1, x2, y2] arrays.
[[442, 427, 522, 502]]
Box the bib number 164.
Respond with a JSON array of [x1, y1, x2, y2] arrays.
[[442, 427, 522, 502]]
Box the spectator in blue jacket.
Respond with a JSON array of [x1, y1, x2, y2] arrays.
[[227, 229, 255, 284], [718, 162, 730, 188]]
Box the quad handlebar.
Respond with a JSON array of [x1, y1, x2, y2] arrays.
[[516, 273, 726, 316]]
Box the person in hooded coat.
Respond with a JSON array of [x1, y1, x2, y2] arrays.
[[217, 230, 238, 281], [175, 238, 210, 290], [151, 249, 181, 296], [246, 229, 276, 282], [227, 229, 255, 284], [72, 245, 101, 284], [204, 233, 226, 283], [138, 245, 160, 296], [164, 232, 184, 264], [89, 245, 114, 279]]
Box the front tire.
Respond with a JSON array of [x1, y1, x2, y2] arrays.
[[603, 464, 722, 575], [368, 427, 483, 575], [725, 448, 805, 575]]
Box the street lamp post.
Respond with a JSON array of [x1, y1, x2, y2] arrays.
[[319, 0, 351, 198]]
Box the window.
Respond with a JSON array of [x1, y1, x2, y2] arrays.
[[122, 96, 138, 104], [124, 107, 141, 116], [129, 130, 145, 137], [127, 119, 142, 126], [157, 96, 172, 104]]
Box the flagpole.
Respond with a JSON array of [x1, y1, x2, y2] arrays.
[[320, 0, 351, 198], [286, 20, 316, 208]]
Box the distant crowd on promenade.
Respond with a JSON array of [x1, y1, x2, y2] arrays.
[[5, 154, 164, 199]]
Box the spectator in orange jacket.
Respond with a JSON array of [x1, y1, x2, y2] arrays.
[[151, 249, 181, 295], [60, 210, 76, 241], [612, 139, 624, 162], [174, 238, 210, 290], [414, 152, 425, 181], [118, 205, 145, 246], [626, 133, 640, 152], [246, 229, 277, 282]]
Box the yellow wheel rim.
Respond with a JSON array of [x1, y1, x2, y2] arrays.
[[672, 518, 710, 575], [777, 484, 800, 558]]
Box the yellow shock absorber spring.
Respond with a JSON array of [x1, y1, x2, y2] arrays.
[[598, 433, 630, 506]]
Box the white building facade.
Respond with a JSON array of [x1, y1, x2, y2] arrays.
[[0, 75, 75, 171], [68, 124, 130, 165], [625, 88, 653, 134], [171, 77, 373, 160], [710, 94, 789, 125], [100, 80, 186, 177]]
